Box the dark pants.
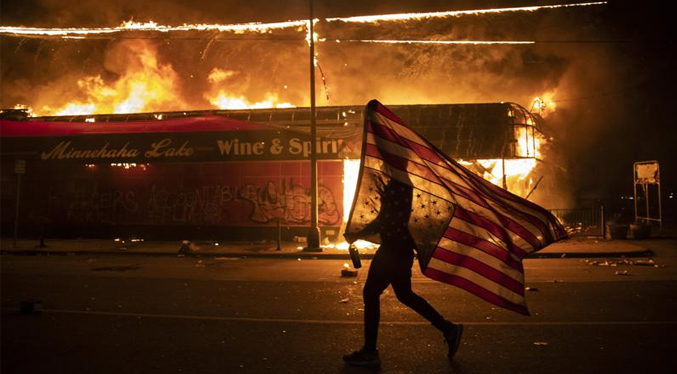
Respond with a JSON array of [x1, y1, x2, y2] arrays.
[[363, 249, 447, 351]]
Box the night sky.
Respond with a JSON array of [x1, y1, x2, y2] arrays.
[[1, 0, 675, 219]]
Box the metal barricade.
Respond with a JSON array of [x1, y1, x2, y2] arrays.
[[549, 206, 605, 237]]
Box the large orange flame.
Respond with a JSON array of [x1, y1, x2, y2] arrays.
[[39, 41, 186, 116]]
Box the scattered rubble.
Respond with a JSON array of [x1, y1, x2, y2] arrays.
[[585, 258, 662, 268]]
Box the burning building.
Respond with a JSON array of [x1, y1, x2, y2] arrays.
[[0, 102, 549, 241]]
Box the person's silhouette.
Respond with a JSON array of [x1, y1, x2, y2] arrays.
[[343, 178, 463, 367]]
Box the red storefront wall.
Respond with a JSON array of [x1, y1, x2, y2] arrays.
[[0, 160, 344, 240]]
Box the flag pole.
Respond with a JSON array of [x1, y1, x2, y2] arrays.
[[305, 0, 321, 251]]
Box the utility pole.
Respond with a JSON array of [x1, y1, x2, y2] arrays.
[[305, 0, 321, 251]]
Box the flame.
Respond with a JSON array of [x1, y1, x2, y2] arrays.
[[11, 104, 36, 117], [342, 159, 361, 222], [336, 39, 535, 45], [457, 124, 546, 197], [208, 93, 294, 110], [325, 2, 607, 23], [204, 68, 295, 110], [1, 2, 607, 39], [531, 96, 556, 117], [0, 19, 306, 38], [38, 41, 185, 116]]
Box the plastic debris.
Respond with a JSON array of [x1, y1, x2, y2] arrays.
[[533, 342, 549, 346], [615, 270, 630, 276], [339, 298, 350, 303]]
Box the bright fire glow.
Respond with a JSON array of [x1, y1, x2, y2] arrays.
[[335, 240, 378, 251], [326, 2, 607, 23], [208, 93, 294, 110], [531, 96, 556, 117], [0, 2, 607, 39], [338, 39, 535, 45], [342, 159, 361, 222], [39, 41, 185, 116], [457, 124, 545, 197], [0, 19, 306, 37], [204, 68, 294, 110]]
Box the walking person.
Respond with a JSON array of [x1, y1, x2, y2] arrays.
[[343, 178, 463, 367]]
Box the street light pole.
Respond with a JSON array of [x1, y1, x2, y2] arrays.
[[305, 0, 321, 251]]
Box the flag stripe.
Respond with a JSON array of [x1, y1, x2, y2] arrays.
[[432, 246, 525, 295], [441, 228, 523, 271], [426, 258, 524, 305], [448, 218, 521, 264], [424, 266, 529, 316], [453, 207, 531, 257], [441, 179, 543, 251], [437, 238, 524, 282]]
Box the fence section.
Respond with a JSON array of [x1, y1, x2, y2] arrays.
[[549, 206, 605, 237]]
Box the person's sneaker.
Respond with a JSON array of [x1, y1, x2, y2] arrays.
[[443, 322, 464, 359], [342, 348, 381, 367]]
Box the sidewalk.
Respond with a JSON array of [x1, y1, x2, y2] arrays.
[[0, 236, 653, 259]]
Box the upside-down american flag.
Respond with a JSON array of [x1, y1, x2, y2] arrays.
[[345, 100, 567, 315]]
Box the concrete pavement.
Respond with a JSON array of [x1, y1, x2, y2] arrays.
[[0, 235, 653, 259]]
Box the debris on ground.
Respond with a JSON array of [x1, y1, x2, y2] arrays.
[[533, 342, 549, 346], [214, 257, 239, 261], [339, 298, 350, 303], [615, 270, 630, 276], [341, 269, 358, 277], [525, 287, 539, 292], [585, 258, 661, 268]]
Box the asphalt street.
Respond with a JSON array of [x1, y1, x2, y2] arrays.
[[2, 239, 677, 374]]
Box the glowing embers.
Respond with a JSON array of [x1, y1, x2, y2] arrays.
[[110, 163, 148, 170]]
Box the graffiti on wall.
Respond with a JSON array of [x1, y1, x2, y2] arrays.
[[238, 179, 341, 225], [146, 184, 236, 225], [66, 184, 139, 224]]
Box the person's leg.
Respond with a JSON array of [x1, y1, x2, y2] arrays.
[[390, 264, 463, 358], [362, 255, 390, 352], [390, 265, 448, 331]]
